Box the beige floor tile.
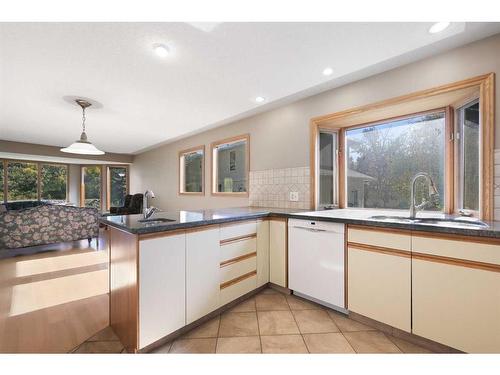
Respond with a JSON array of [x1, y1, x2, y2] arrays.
[[261, 335, 308, 354], [327, 310, 377, 332], [388, 336, 432, 353], [227, 298, 256, 313], [216, 336, 261, 353], [184, 316, 220, 338], [73, 341, 124, 353], [169, 338, 216, 353], [219, 312, 259, 337], [303, 333, 355, 353], [343, 331, 402, 353], [257, 310, 300, 335], [255, 293, 290, 311], [151, 342, 172, 353], [286, 294, 323, 310], [87, 326, 120, 341], [292, 309, 339, 334]]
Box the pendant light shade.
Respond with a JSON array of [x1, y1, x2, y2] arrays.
[[60, 99, 105, 155]]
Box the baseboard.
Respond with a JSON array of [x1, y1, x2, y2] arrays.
[[138, 284, 268, 353], [348, 311, 462, 353]]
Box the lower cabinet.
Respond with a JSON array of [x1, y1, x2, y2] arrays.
[[256, 220, 270, 287], [411, 234, 500, 353], [347, 226, 412, 332], [186, 227, 220, 324], [269, 219, 287, 287], [139, 234, 186, 349]]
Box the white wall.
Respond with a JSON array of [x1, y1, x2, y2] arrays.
[[131, 34, 500, 212]]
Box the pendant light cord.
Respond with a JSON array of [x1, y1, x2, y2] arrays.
[[82, 106, 86, 133]]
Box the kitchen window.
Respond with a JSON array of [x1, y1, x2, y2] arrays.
[[211, 134, 249, 195], [345, 111, 446, 210], [179, 146, 204, 195], [310, 73, 494, 219]]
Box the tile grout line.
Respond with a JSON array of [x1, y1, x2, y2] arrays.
[[284, 293, 310, 354]]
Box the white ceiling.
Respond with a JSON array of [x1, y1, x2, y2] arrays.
[[1, 22, 500, 154]]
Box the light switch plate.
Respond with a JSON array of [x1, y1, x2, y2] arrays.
[[289, 191, 299, 201]]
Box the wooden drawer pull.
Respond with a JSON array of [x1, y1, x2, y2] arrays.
[[220, 233, 257, 245], [412, 252, 500, 273], [220, 270, 257, 290], [348, 242, 411, 258], [220, 252, 257, 268]]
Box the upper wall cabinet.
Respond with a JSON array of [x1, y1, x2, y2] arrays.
[[179, 146, 205, 195], [211, 134, 249, 196]]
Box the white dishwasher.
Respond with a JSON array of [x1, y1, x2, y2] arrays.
[[288, 219, 345, 310]]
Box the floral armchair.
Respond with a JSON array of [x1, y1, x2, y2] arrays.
[[0, 204, 99, 250]]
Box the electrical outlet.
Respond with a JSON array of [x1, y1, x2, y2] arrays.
[[289, 191, 299, 202]]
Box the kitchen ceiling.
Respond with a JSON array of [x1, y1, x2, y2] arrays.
[[1, 22, 499, 154]]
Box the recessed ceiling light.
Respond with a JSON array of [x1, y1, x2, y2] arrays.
[[255, 96, 266, 103], [153, 44, 170, 58], [323, 67, 333, 76], [429, 22, 451, 34]]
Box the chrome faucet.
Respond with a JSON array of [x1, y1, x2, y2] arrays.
[[409, 173, 439, 219], [143, 190, 158, 219]]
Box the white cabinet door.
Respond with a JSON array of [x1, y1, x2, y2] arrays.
[[256, 220, 270, 287], [269, 219, 287, 287], [186, 227, 220, 323], [139, 234, 186, 349]]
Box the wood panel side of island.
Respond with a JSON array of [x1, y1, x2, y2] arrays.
[[109, 227, 139, 352]]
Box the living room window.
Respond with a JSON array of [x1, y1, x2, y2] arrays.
[[107, 166, 128, 210], [0, 161, 4, 202], [211, 134, 249, 195], [81, 166, 102, 209], [41, 164, 68, 203], [7, 161, 38, 201], [179, 146, 204, 195]]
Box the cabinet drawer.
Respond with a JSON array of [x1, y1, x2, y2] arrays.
[[412, 234, 500, 265], [220, 237, 256, 262], [220, 254, 257, 284], [220, 272, 257, 306], [348, 226, 410, 251], [220, 221, 257, 241]]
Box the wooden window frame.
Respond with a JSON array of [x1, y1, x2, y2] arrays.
[[80, 165, 104, 210], [0, 158, 69, 203], [310, 73, 495, 220], [178, 145, 205, 196], [106, 165, 130, 210], [210, 134, 250, 197]]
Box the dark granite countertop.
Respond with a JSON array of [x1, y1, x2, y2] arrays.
[[100, 207, 500, 239]]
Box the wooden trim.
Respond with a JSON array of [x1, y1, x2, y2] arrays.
[[210, 133, 250, 197], [445, 106, 454, 214], [412, 251, 500, 273], [411, 230, 500, 245], [284, 217, 289, 288], [220, 251, 257, 267], [348, 242, 411, 258], [220, 270, 257, 290], [178, 145, 205, 196], [338, 128, 346, 208], [479, 74, 495, 221], [348, 224, 412, 236], [220, 233, 257, 245], [310, 73, 495, 219]]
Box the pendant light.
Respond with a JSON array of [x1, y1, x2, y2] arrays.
[[60, 99, 105, 155]]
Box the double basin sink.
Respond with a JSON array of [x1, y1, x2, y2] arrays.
[[368, 215, 489, 229]]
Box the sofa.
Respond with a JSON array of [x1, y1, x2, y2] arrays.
[[0, 204, 99, 250]]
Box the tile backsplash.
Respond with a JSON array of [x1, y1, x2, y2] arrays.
[[249, 167, 311, 209]]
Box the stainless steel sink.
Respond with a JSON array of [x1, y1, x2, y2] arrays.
[[368, 215, 489, 229], [368, 215, 415, 224], [138, 218, 175, 224], [414, 218, 489, 229]]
